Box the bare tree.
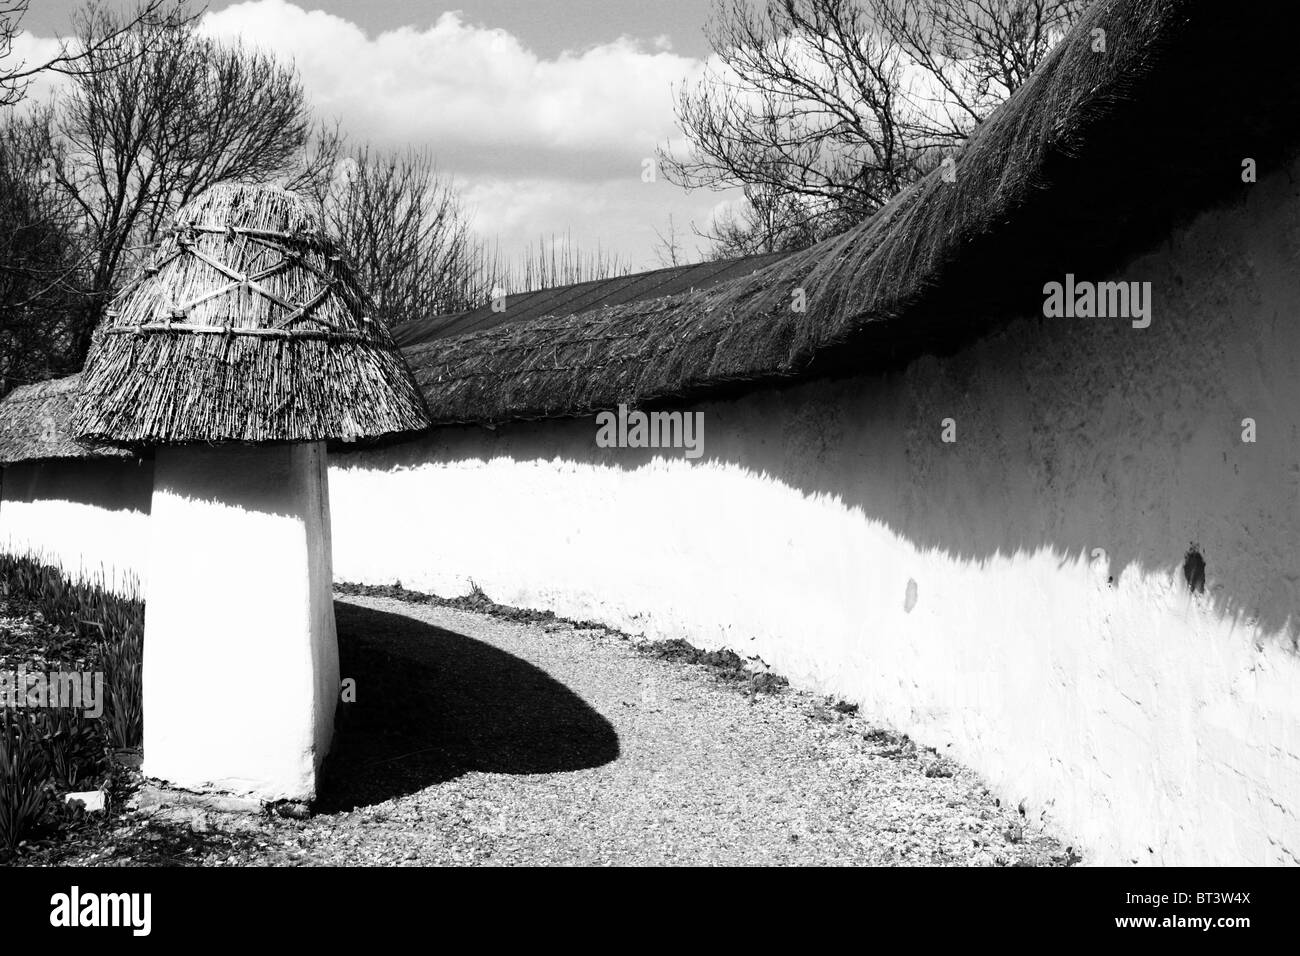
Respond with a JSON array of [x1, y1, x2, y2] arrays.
[[700, 182, 820, 259], [652, 214, 688, 268], [660, 0, 1085, 254], [661, 0, 920, 244], [875, 0, 1085, 143], [49, 4, 320, 359], [0, 0, 172, 107], [249, 134, 635, 326], [486, 233, 631, 295], [0, 107, 88, 392], [316, 145, 486, 325]]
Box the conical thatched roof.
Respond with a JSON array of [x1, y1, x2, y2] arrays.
[[0, 375, 133, 465], [72, 184, 430, 447]]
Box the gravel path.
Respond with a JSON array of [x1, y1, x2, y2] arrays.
[[41, 593, 1077, 866]]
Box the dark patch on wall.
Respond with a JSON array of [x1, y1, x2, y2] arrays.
[[1183, 544, 1206, 594]]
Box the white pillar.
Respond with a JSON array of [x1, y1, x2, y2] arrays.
[[143, 442, 339, 802]]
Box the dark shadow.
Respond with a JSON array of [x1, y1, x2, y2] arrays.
[[337, 245, 1300, 645], [1, 459, 152, 510], [316, 600, 619, 811], [326, 10, 1300, 650]]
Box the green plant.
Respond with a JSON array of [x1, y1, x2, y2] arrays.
[[0, 554, 144, 749], [0, 710, 50, 853], [34, 708, 104, 791], [99, 620, 143, 751], [0, 555, 144, 856]]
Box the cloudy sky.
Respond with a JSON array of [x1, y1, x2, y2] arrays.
[[18, 0, 743, 270]]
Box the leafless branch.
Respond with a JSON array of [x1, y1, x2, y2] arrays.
[[659, 0, 1085, 255], [0, 0, 177, 107]]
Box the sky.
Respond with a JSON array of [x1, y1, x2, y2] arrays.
[[13, 0, 744, 271]]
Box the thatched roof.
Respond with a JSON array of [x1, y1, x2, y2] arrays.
[[406, 0, 1300, 425], [391, 250, 793, 347], [0, 376, 132, 466], [73, 184, 430, 447], [6, 0, 1300, 462], [0, 254, 789, 464]]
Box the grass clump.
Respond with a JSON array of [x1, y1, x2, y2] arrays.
[[0, 553, 143, 751], [0, 554, 145, 856], [649, 639, 788, 697]]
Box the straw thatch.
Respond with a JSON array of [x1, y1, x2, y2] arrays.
[[72, 184, 430, 447], [6, 0, 1299, 459], [0, 376, 132, 465], [391, 250, 793, 347], [406, 0, 1300, 425]]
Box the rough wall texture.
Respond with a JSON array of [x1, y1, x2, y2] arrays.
[[0, 459, 152, 594], [332, 160, 1300, 865], [145, 443, 338, 801]]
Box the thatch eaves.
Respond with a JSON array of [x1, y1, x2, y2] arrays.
[[0, 375, 133, 465]]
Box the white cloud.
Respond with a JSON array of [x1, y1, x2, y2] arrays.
[[461, 174, 725, 265], [11, 0, 742, 271], [195, 1, 741, 268], [4, 31, 70, 106]]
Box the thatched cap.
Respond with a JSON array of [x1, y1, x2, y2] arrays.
[[72, 184, 430, 447], [0, 375, 132, 465]]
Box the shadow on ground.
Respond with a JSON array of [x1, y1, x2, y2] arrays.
[[317, 600, 619, 810]]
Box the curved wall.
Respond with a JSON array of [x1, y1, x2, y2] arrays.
[[331, 160, 1300, 864]]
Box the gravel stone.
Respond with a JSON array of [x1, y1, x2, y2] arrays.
[[33, 593, 1078, 866]]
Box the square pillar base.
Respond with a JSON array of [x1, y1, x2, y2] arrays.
[[142, 443, 339, 802]]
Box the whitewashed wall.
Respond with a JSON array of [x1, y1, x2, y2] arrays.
[[144, 444, 338, 801], [331, 161, 1300, 865], [0, 458, 152, 595]]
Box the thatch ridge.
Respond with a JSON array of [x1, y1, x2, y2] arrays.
[[0, 376, 132, 465], [390, 249, 794, 348], [73, 184, 430, 446], [405, 0, 1300, 425]]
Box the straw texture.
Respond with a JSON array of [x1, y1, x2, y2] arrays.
[[390, 250, 793, 347], [0, 376, 131, 465], [7, 0, 1299, 458], [405, 0, 1300, 425], [72, 184, 430, 446]]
